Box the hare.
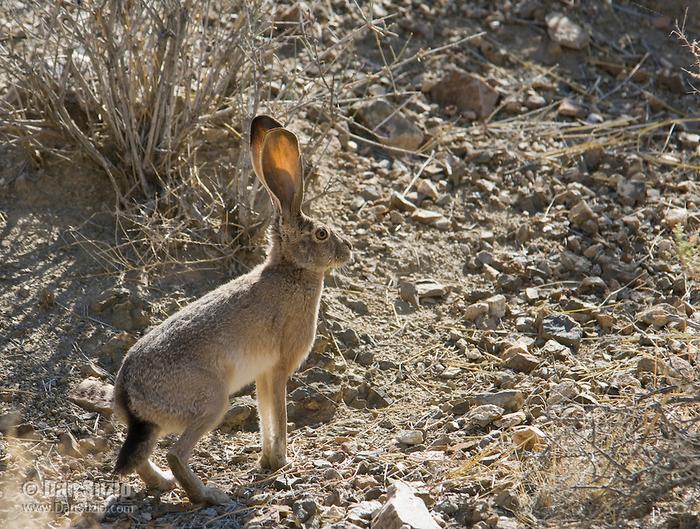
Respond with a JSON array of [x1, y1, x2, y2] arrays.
[[112, 115, 352, 505]]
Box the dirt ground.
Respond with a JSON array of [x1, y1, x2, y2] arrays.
[[1, 1, 699, 528]]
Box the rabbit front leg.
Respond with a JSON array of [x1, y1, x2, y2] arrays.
[[256, 368, 288, 470], [255, 373, 274, 468]]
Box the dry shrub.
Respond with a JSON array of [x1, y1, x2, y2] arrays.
[[0, 1, 373, 272], [523, 396, 700, 526]]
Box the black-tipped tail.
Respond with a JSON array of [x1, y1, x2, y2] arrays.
[[113, 386, 157, 475]]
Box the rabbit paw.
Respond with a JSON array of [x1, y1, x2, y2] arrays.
[[195, 486, 231, 506]]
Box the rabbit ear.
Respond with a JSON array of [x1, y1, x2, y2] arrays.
[[250, 115, 284, 206], [260, 128, 304, 219]]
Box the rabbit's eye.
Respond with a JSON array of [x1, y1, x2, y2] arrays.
[[314, 227, 329, 241]]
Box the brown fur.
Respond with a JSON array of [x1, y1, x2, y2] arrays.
[[112, 115, 352, 505]]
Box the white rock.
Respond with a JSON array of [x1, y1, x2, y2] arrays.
[[397, 430, 424, 445], [372, 481, 440, 529], [546, 12, 589, 50]]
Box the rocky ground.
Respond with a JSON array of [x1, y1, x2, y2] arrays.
[[1, 1, 699, 528]]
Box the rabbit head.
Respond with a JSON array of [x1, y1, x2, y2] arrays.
[[250, 115, 352, 272]]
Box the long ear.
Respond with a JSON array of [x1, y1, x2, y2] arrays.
[[250, 115, 283, 206], [260, 128, 304, 219]]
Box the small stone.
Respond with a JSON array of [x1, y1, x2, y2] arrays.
[[679, 132, 700, 148], [512, 425, 546, 450], [501, 347, 540, 373], [428, 67, 499, 120], [494, 411, 526, 429], [546, 12, 589, 50], [348, 500, 382, 523], [467, 404, 504, 427], [390, 191, 417, 212], [578, 276, 607, 296], [464, 302, 489, 321], [219, 396, 257, 431], [358, 99, 424, 151], [397, 430, 424, 445], [525, 288, 539, 302], [473, 390, 524, 412], [69, 378, 114, 416], [58, 431, 82, 458], [416, 179, 439, 200], [639, 303, 681, 328], [540, 314, 583, 350], [440, 366, 462, 380], [568, 200, 596, 227], [411, 208, 448, 226], [524, 93, 546, 109], [78, 436, 109, 455], [372, 481, 440, 529], [288, 382, 342, 425], [0, 411, 20, 434], [616, 177, 646, 206], [558, 98, 587, 118], [486, 295, 507, 318], [664, 208, 688, 228]]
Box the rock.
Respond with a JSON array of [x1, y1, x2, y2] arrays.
[[349, 500, 383, 524], [568, 200, 596, 228], [473, 390, 524, 412], [78, 436, 109, 455], [90, 287, 150, 331], [440, 366, 462, 380], [524, 93, 546, 109], [466, 404, 504, 428], [58, 431, 82, 458], [616, 177, 646, 206], [557, 98, 587, 118], [547, 380, 578, 406], [679, 132, 700, 149], [416, 179, 439, 200], [411, 208, 449, 228], [486, 295, 507, 318], [540, 339, 571, 360], [397, 430, 424, 445], [578, 276, 607, 296], [98, 332, 137, 369], [639, 303, 682, 328], [69, 377, 114, 416], [0, 411, 21, 434], [288, 382, 342, 425], [512, 425, 546, 450], [390, 191, 417, 212], [501, 347, 540, 373], [367, 386, 393, 409], [494, 411, 526, 429], [371, 481, 440, 529], [664, 208, 688, 228], [546, 12, 589, 50], [219, 396, 257, 431], [358, 99, 424, 151], [399, 279, 448, 306], [428, 67, 499, 120], [464, 302, 489, 321], [540, 314, 583, 350]]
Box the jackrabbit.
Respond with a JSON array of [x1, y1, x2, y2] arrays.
[[112, 115, 352, 505]]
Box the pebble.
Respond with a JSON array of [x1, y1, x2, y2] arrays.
[[69, 377, 114, 416], [397, 430, 424, 445], [473, 390, 524, 412], [416, 179, 439, 200], [390, 191, 417, 212], [546, 12, 589, 49], [501, 347, 540, 373], [557, 98, 587, 118], [512, 425, 546, 450], [58, 431, 82, 458], [464, 302, 489, 321], [486, 295, 507, 318], [664, 208, 688, 228], [427, 66, 499, 120], [540, 314, 583, 350], [372, 481, 441, 529], [466, 404, 504, 427], [358, 99, 424, 151]]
